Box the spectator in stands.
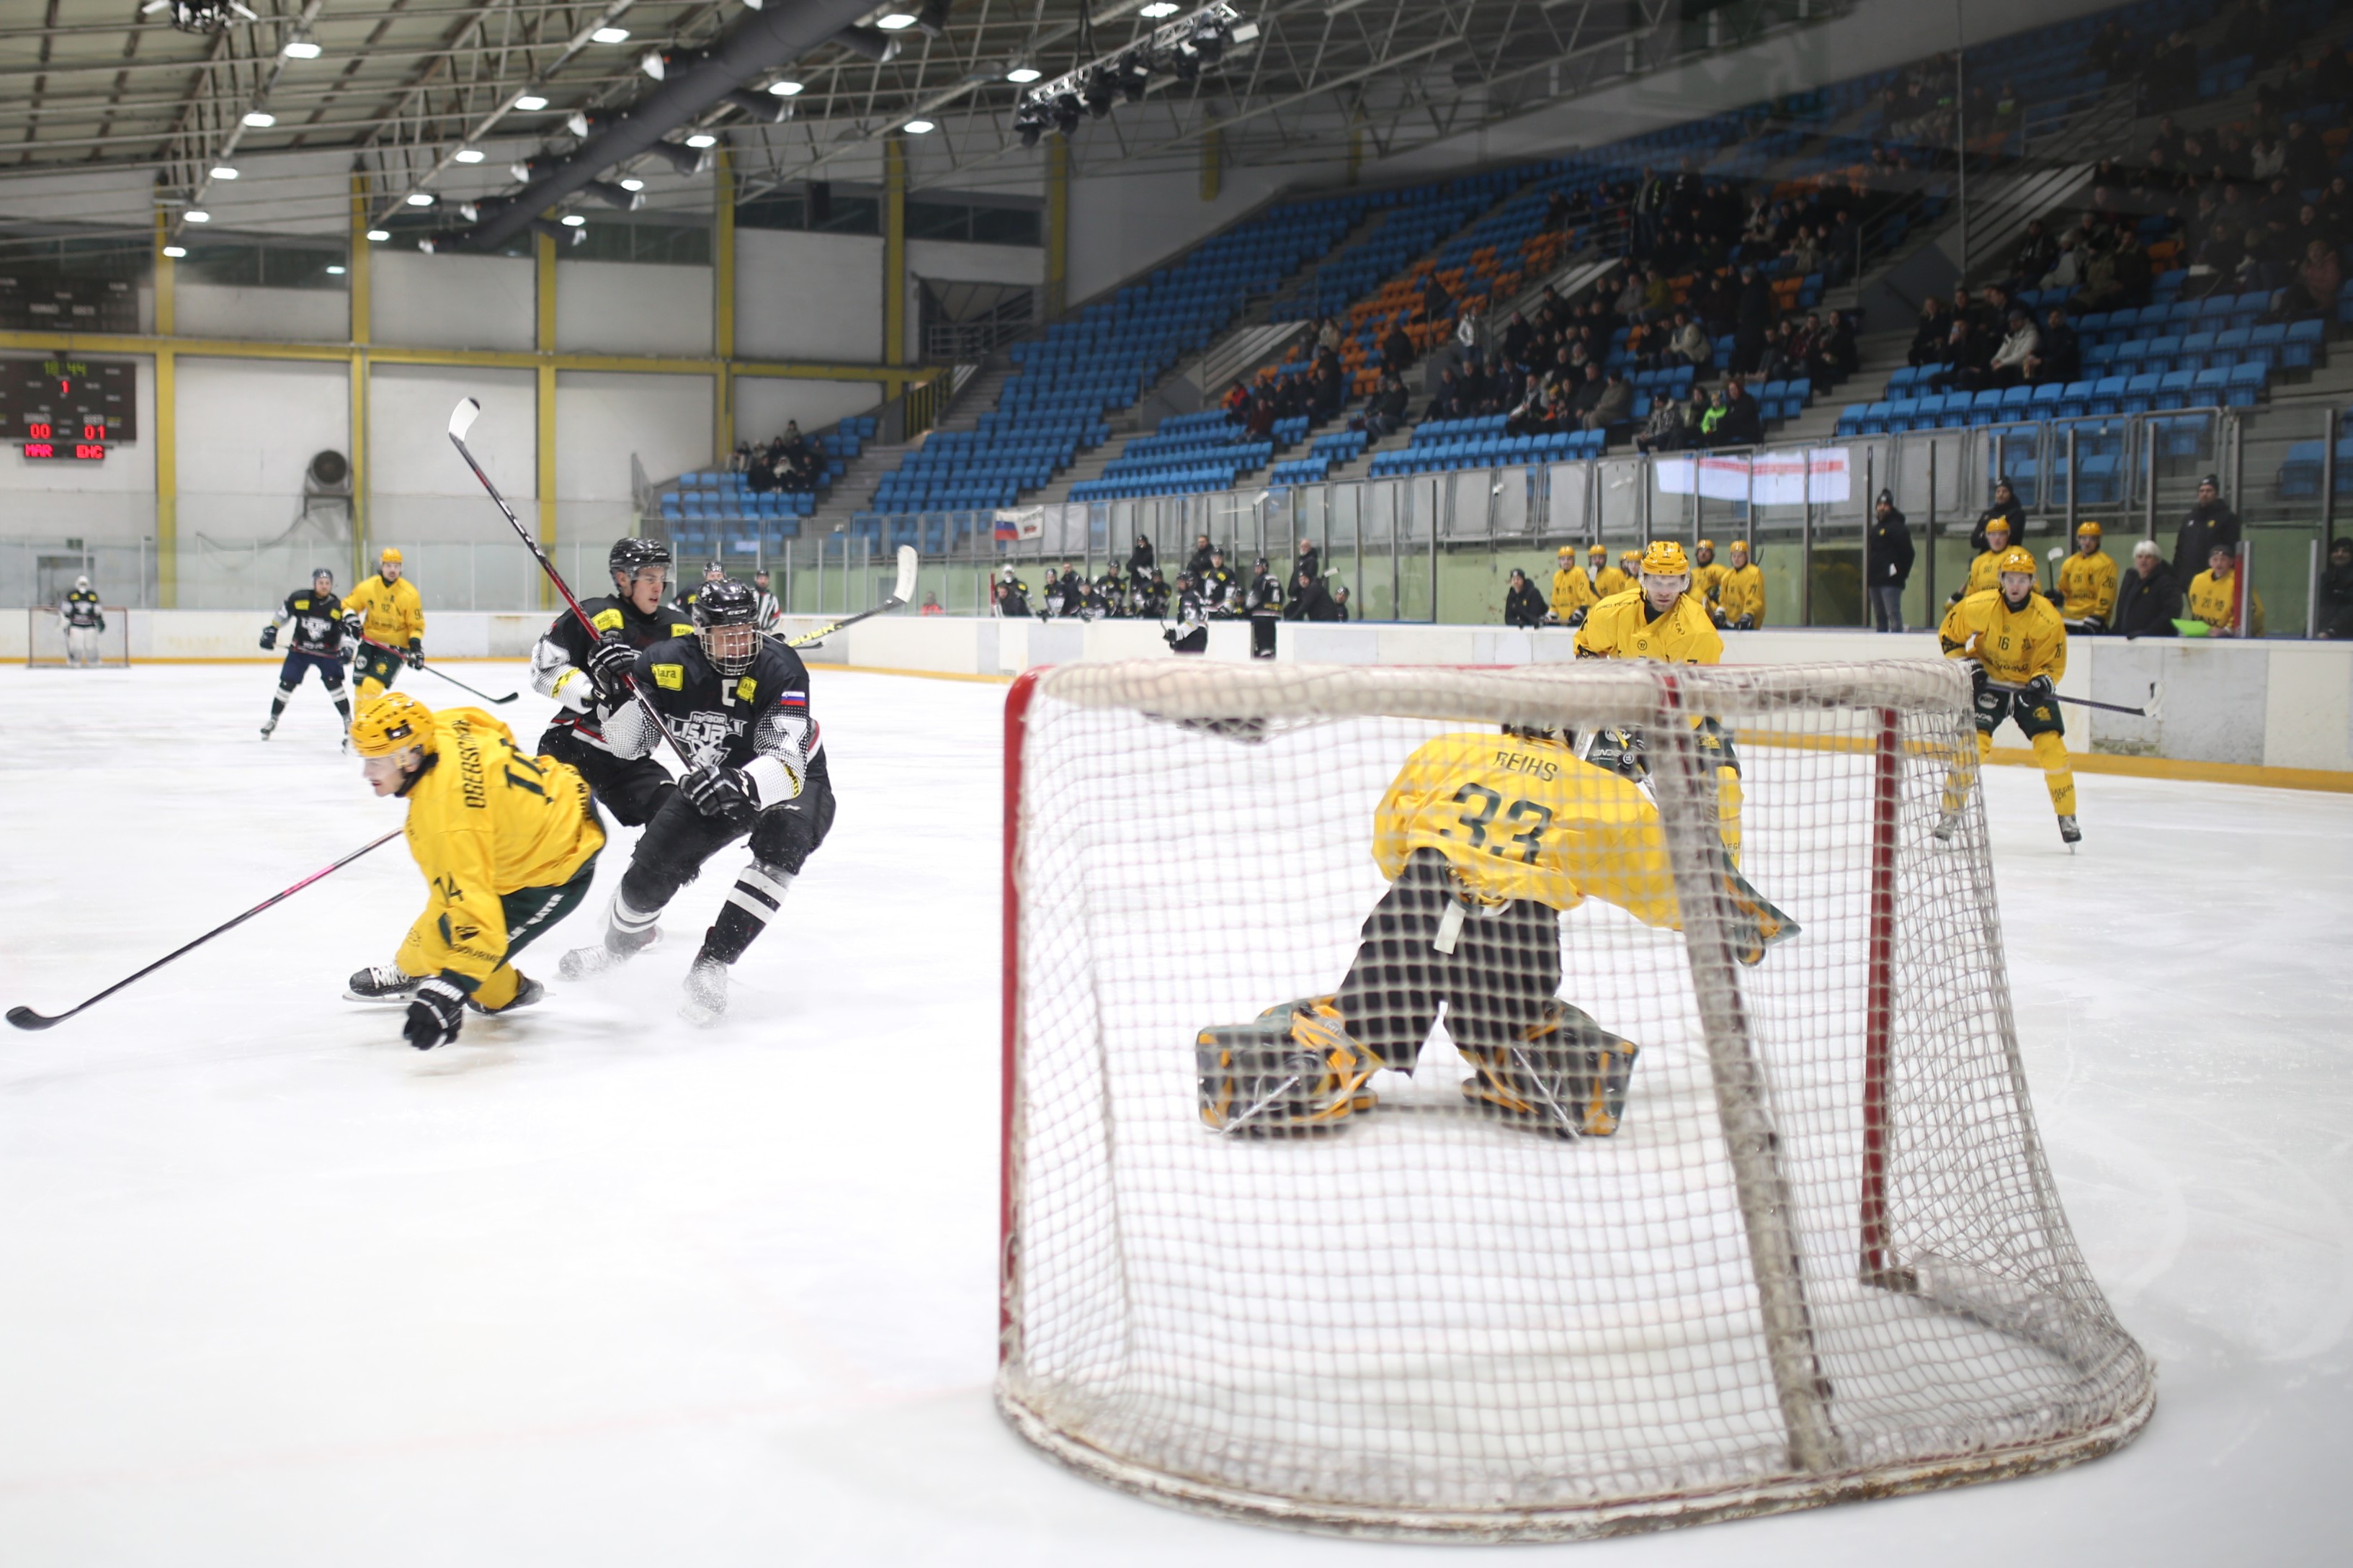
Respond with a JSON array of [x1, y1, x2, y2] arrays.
[[1908, 297, 1949, 369], [1734, 264, 1772, 375], [1566, 363, 1608, 425], [1715, 377, 1762, 449], [1988, 306, 2040, 389], [1504, 569, 1548, 628], [1808, 310, 1857, 390], [1586, 369, 1633, 434], [2027, 305, 2080, 385], [1363, 371, 1410, 439], [1635, 386, 1688, 453], [1419, 271, 1452, 326], [1424, 368, 1467, 422], [2172, 475, 2241, 592], [2011, 220, 2059, 293], [1661, 308, 1710, 373], [2189, 542, 2264, 637], [2317, 538, 2353, 639], [2112, 540, 2182, 638], [2282, 120, 2330, 192], [1867, 490, 1914, 634], [1380, 317, 1415, 379], [1317, 315, 1345, 357], [2278, 239, 2344, 323]]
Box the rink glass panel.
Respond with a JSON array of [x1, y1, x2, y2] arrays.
[[997, 660, 2152, 1540]]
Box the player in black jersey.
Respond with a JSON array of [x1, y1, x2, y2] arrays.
[[558, 578, 834, 1023], [527, 537, 696, 825], [259, 568, 354, 743]]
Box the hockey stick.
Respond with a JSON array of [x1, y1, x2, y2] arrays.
[[445, 398, 697, 771], [8, 828, 403, 1031], [777, 545, 917, 648], [355, 635, 517, 704], [1986, 678, 2158, 718]]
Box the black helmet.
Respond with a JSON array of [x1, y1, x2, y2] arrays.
[[692, 578, 763, 675], [610, 536, 671, 575]]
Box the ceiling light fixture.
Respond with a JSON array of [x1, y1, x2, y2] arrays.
[[590, 25, 630, 43], [903, 119, 935, 134], [453, 148, 485, 163], [184, 209, 210, 223], [366, 228, 390, 241], [161, 245, 188, 258], [242, 109, 275, 127], [769, 78, 804, 95], [617, 176, 646, 192], [877, 12, 918, 28], [640, 49, 666, 80], [514, 93, 548, 110], [1006, 66, 1042, 83], [282, 35, 321, 58], [561, 213, 586, 227], [1139, 2, 1179, 14], [406, 192, 434, 206], [210, 163, 238, 179], [684, 133, 718, 148]]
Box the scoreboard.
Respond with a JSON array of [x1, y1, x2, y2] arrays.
[[4, 357, 137, 462]]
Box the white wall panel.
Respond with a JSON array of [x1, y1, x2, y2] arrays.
[[733, 378, 882, 448], [173, 358, 349, 552], [1064, 161, 1320, 307], [734, 228, 883, 362], [367, 364, 534, 545], [371, 251, 535, 351], [556, 369, 712, 500], [555, 261, 713, 356], [907, 239, 1043, 287], [176, 285, 349, 344]]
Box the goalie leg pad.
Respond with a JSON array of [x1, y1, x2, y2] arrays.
[[1460, 1000, 1640, 1138], [1197, 997, 1378, 1135], [1719, 858, 1800, 967]]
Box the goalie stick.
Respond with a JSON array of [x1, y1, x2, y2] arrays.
[[445, 398, 697, 771], [774, 545, 917, 648], [354, 635, 517, 705], [8, 828, 403, 1031]]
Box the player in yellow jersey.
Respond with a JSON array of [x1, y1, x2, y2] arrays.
[[1574, 540, 1743, 859], [345, 692, 605, 1046], [1718, 540, 1765, 628], [1548, 545, 1597, 625], [1590, 544, 1630, 598], [1689, 539, 1729, 617], [341, 547, 427, 701], [1195, 723, 1797, 1138], [1954, 514, 2017, 603], [2053, 520, 2117, 632], [2187, 542, 2264, 636], [1938, 546, 2080, 846]]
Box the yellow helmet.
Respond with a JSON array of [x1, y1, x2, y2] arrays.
[[1731, 539, 1751, 557], [1640, 540, 1690, 576], [1619, 550, 1640, 566], [1588, 543, 1606, 558], [1557, 544, 1575, 557], [350, 691, 433, 758], [1996, 546, 2037, 575], [1983, 515, 2012, 537], [2075, 519, 2102, 539], [378, 547, 403, 565], [1695, 538, 1716, 552]]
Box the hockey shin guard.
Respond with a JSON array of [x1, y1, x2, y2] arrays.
[[2031, 730, 2077, 816], [700, 861, 793, 967]]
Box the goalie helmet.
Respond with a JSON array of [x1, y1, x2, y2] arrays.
[[350, 691, 434, 758], [609, 536, 671, 576], [692, 577, 763, 676]]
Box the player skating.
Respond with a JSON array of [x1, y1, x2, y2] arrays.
[[1937, 545, 2081, 847], [556, 578, 833, 1023], [526, 537, 694, 827], [59, 575, 105, 666], [340, 547, 427, 701], [345, 693, 604, 1043], [1195, 722, 1796, 1138], [259, 568, 355, 743]]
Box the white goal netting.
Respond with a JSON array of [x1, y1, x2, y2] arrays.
[[998, 658, 2151, 1542], [27, 606, 130, 667]]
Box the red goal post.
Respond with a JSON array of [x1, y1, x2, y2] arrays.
[[997, 658, 2151, 1542], [27, 606, 130, 667]]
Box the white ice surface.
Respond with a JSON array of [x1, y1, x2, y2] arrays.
[[0, 662, 2347, 1566]]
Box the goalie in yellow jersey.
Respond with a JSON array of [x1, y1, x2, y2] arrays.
[[1196, 724, 1797, 1139], [347, 692, 605, 1049], [1938, 545, 2081, 847]]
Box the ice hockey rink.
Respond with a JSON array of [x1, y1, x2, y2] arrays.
[[1, 660, 2347, 1567]]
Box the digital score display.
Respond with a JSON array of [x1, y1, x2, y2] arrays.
[[4, 357, 136, 461]]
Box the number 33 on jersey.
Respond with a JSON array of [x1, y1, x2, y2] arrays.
[[1371, 731, 1680, 928]]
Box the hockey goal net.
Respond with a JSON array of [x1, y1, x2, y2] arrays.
[[27, 606, 130, 667], [998, 658, 2151, 1542]]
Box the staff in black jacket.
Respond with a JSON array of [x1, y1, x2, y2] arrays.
[[1503, 569, 1549, 628], [2171, 475, 2241, 593], [1867, 489, 1915, 633], [2112, 539, 2184, 637]]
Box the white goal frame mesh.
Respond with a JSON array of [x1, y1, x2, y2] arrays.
[[27, 606, 130, 667], [996, 658, 2151, 1542]]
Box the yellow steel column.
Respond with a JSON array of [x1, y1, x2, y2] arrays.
[[153, 208, 178, 608], [883, 134, 908, 369], [1200, 127, 1223, 202], [1045, 137, 1069, 321], [349, 175, 371, 582], [536, 229, 559, 610], [713, 147, 736, 460]]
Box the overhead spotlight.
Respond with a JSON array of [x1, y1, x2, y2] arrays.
[[1081, 68, 1116, 119], [617, 176, 645, 192], [210, 163, 238, 179], [1115, 53, 1152, 103], [243, 109, 276, 127], [514, 93, 548, 110], [453, 147, 484, 163], [1006, 66, 1042, 84], [1230, 19, 1260, 43], [1014, 100, 1050, 148], [723, 87, 791, 122], [161, 244, 188, 258], [325, 264, 346, 274], [876, 12, 918, 28], [769, 78, 805, 95], [1050, 91, 1083, 137], [565, 110, 593, 139], [365, 228, 390, 241], [649, 140, 713, 176], [184, 209, 210, 223], [684, 132, 718, 148], [561, 213, 586, 226], [640, 49, 666, 81], [590, 25, 630, 44], [903, 118, 935, 134], [143, 0, 259, 35], [406, 192, 434, 206], [1187, 13, 1231, 63], [586, 179, 645, 211], [281, 32, 321, 58], [454, 201, 481, 223], [1139, 1, 1179, 14]]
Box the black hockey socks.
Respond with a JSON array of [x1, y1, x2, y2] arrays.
[[701, 861, 793, 967], [604, 889, 662, 955], [269, 684, 293, 720]]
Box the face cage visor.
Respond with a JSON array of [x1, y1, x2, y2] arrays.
[[700, 622, 762, 675]]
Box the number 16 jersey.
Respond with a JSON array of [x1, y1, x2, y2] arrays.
[[1370, 731, 1679, 930]]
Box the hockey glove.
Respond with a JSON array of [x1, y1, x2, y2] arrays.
[[342, 614, 364, 643], [682, 765, 757, 826], [2024, 673, 2056, 702], [1735, 614, 1756, 631], [403, 977, 466, 1051], [1969, 661, 1991, 697], [405, 640, 424, 669], [259, 624, 278, 651], [586, 636, 640, 692]]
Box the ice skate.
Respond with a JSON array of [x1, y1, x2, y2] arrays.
[[559, 892, 661, 979], [2058, 814, 2081, 849], [468, 974, 544, 1014], [1932, 808, 1961, 843], [344, 964, 420, 1003], [679, 955, 729, 1026], [259, 717, 277, 739]]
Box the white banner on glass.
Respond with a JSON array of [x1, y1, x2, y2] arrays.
[[1654, 448, 1851, 504]]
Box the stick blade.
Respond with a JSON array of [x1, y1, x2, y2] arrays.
[[892, 545, 917, 606], [447, 397, 483, 442], [6, 1005, 61, 1031]]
